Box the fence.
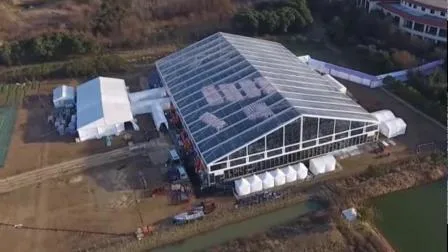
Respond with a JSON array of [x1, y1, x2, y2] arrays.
[[0, 107, 17, 167], [299, 55, 444, 88]]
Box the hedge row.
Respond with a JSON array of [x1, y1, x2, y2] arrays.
[[0, 54, 131, 84]]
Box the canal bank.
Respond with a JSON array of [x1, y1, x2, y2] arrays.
[[151, 201, 321, 252], [373, 180, 447, 252]]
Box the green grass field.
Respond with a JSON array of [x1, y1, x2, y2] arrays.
[[0, 107, 17, 167]]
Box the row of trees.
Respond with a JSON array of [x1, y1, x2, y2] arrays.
[[0, 32, 100, 66], [232, 0, 313, 35], [0, 54, 130, 83], [383, 69, 447, 123]]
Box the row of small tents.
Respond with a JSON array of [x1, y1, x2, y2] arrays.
[[235, 155, 336, 196]]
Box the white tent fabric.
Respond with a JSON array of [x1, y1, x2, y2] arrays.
[[322, 155, 336, 172], [281, 166, 297, 183], [151, 103, 168, 131], [342, 208, 358, 221], [379, 118, 407, 138], [247, 174, 263, 193], [371, 110, 395, 123], [235, 178, 251, 196], [259, 172, 275, 190], [128, 88, 166, 103], [76, 77, 134, 142], [53, 85, 75, 108], [309, 157, 326, 175], [130, 97, 170, 115], [270, 169, 286, 186], [294, 163, 308, 180]]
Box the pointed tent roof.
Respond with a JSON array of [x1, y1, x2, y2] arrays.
[[156, 32, 377, 165]]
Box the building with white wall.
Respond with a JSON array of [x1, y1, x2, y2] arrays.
[[357, 0, 447, 44], [155, 32, 380, 187], [76, 77, 135, 142]]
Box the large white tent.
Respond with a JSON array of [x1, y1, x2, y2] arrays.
[[294, 163, 308, 180], [260, 171, 275, 190], [76, 77, 134, 142], [270, 169, 286, 186], [247, 174, 263, 193], [379, 118, 407, 138], [234, 178, 251, 196], [281, 166, 297, 183], [371, 110, 395, 123], [53, 85, 75, 108], [309, 157, 326, 175]]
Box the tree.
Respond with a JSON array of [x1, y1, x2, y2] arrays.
[[92, 0, 131, 36], [278, 7, 298, 32], [327, 16, 345, 44], [391, 50, 417, 69], [288, 0, 313, 31], [232, 10, 260, 35], [258, 10, 280, 34]]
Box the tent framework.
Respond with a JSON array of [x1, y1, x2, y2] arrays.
[[156, 32, 380, 186]]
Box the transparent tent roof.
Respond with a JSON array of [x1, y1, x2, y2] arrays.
[[156, 32, 376, 164]]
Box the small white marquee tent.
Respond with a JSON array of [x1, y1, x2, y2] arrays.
[[151, 103, 168, 131], [321, 155, 336, 172], [270, 169, 286, 186], [309, 157, 326, 175], [294, 163, 308, 180], [260, 172, 275, 190], [281, 166, 297, 183], [247, 174, 263, 193], [235, 178, 251, 196], [53, 85, 75, 108], [371, 110, 395, 123], [379, 118, 407, 138]]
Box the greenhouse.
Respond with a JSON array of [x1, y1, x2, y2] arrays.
[[156, 32, 380, 187]]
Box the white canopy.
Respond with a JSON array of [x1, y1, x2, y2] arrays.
[[259, 172, 275, 190], [294, 163, 308, 180], [342, 208, 358, 221], [371, 110, 395, 123], [321, 155, 336, 172], [281, 166, 297, 183], [235, 178, 251, 196], [53, 85, 75, 108], [128, 88, 166, 103], [76, 77, 134, 142], [151, 103, 168, 131], [309, 157, 326, 175], [379, 118, 406, 138], [247, 174, 263, 193], [131, 97, 171, 115], [270, 169, 286, 186]]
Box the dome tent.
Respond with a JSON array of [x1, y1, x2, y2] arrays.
[[281, 165, 297, 183], [247, 174, 263, 193], [234, 178, 251, 196], [270, 169, 286, 186], [321, 155, 336, 172], [294, 163, 308, 180], [309, 157, 326, 175], [379, 118, 406, 138], [371, 110, 395, 123], [260, 172, 275, 190]]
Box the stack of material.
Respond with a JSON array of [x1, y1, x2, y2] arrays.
[[294, 163, 308, 180], [247, 174, 263, 193], [260, 172, 275, 190], [235, 178, 251, 196], [309, 157, 326, 175], [270, 169, 286, 186], [281, 166, 297, 183]]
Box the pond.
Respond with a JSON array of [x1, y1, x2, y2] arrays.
[[373, 180, 447, 252]]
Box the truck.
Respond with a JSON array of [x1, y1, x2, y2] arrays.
[[172, 200, 216, 225]]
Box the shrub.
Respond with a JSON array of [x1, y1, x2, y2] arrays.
[[391, 50, 417, 69]]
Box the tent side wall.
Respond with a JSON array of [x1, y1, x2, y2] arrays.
[[78, 123, 125, 142]]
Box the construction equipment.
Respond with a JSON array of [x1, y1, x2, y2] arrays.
[[135, 225, 155, 240], [168, 183, 191, 205]]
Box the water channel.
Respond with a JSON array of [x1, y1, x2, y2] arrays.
[[152, 201, 321, 252], [373, 180, 447, 252]]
